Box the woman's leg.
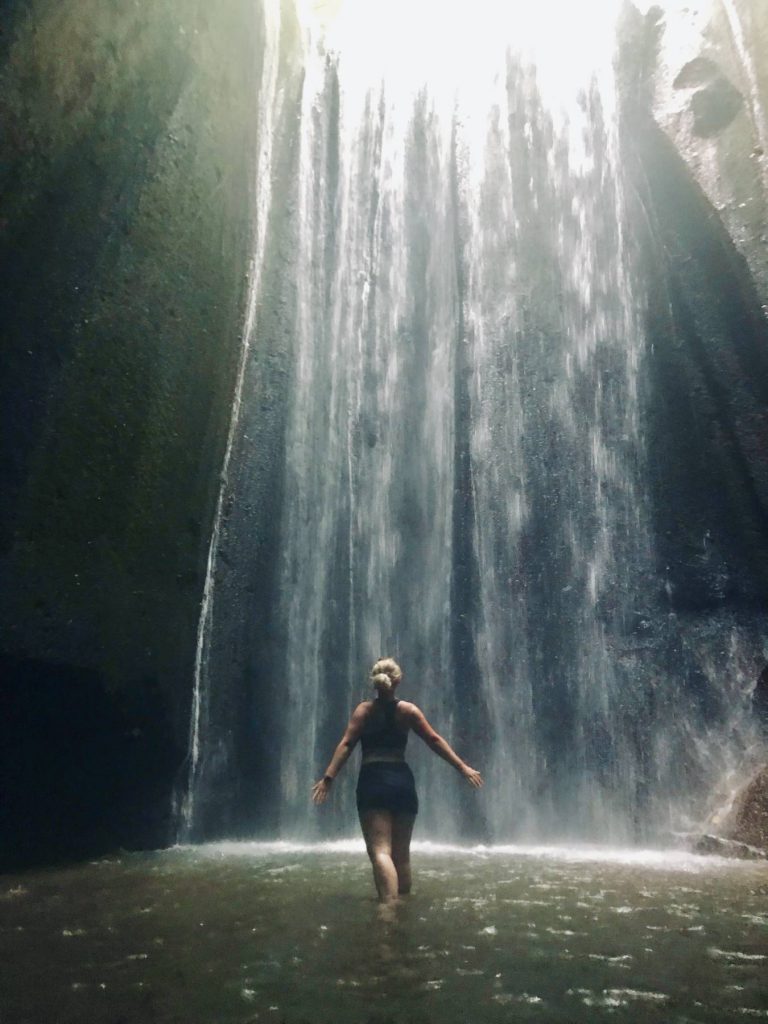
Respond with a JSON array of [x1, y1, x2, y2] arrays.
[[391, 813, 416, 895], [359, 810, 398, 901]]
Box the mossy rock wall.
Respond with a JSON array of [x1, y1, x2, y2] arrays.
[[0, 0, 278, 866]]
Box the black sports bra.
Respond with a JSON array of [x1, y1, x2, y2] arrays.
[[360, 699, 408, 754]]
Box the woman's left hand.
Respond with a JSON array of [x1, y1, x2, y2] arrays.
[[311, 778, 331, 804]]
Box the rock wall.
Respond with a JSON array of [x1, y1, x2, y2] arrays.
[[0, 0, 270, 867], [617, 0, 768, 837], [621, 0, 768, 613]]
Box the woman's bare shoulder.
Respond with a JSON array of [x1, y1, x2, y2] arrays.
[[396, 700, 422, 720]]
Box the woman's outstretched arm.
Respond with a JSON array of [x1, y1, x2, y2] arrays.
[[311, 702, 369, 804], [405, 704, 483, 788]]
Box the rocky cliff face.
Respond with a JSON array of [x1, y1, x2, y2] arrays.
[[619, 1, 768, 615], [0, 0, 293, 867], [620, 0, 768, 843]]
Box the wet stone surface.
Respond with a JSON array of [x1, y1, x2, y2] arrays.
[[2, 843, 767, 1024]]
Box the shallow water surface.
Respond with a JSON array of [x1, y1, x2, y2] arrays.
[[2, 842, 767, 1023]]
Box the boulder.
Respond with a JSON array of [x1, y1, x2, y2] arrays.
[[690, 77, 744, 137], [720, 763, 768, 849]]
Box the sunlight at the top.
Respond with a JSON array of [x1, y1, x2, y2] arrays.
[[298, 0, 624, 109]]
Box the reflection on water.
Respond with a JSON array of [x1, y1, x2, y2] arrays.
[[2, 844, 766, 1023]]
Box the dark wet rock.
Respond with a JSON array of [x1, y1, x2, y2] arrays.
[[690, 77, 744, 137], [0, 655, 182, 871], [673, 57, 719, 89], [627, 115, 768, 608]]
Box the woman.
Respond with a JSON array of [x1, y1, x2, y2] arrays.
[[311, 657, 483, 903]]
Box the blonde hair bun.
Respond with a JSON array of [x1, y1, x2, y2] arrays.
[[370, 657, 403, 694]]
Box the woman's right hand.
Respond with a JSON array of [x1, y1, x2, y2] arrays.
[[311, 778, 331, 804], [461, 765, 484, 788]]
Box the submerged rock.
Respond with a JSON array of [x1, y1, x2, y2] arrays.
[[690, 833, 768, 861]]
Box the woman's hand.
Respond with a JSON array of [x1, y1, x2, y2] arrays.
[[311, 704, 368, 806], [460, 765, 484, 788], [311, 778, 332, 804]]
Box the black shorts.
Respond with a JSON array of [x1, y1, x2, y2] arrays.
[[356, 762, 419, 816]]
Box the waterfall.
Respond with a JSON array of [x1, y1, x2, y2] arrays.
[[459, 49, 648, 840], [275, 0, 651, 840], [278, 19, 460, 836], [182, 0, 759, 844]]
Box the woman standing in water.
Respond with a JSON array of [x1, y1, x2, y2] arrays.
[[311, 658, 483, 903]]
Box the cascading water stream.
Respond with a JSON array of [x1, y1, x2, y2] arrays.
[[458, 41, 649, 839], [179, 0, 283, 840], [181, 0, 761, 845]]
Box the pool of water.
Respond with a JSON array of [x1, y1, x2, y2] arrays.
[[2, 842, 767, 1023]]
